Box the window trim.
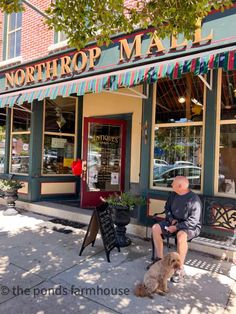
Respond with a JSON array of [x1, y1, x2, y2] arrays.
[[42, 96, 78, 176], [150, 79, 206, 193]]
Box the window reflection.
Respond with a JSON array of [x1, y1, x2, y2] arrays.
[[153, 126, 202, 190], [11, 104, 31, 174], [218, 124, 236, 195], [11, 134, 30, 174]]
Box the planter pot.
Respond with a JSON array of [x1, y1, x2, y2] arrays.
[[112, 205, 131, 247], [3, 189, 19, 216]]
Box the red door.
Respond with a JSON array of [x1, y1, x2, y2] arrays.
[[80, 117, 127, 208]]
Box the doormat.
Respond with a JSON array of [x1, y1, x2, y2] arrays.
[[49, 218, 87, 229]]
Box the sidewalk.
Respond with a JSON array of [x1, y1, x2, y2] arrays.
[[0, 207, 235, 314]]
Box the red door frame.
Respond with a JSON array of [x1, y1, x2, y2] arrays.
[[80, 117, 127, 208]]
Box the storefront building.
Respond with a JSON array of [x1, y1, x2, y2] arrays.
[[0, 3, 236, 238]]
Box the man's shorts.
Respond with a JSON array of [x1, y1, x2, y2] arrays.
[[158, 220, 200, 241]]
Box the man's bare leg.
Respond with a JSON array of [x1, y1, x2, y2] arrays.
[[176, 231, 188, 267], [152, 224, 164, 259]]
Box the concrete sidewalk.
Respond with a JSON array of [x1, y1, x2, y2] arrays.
[[0, 208, 235, 314]]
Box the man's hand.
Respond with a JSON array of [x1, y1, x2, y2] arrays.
[[171, 219, 178, 226], [166, 225, 177, 233]]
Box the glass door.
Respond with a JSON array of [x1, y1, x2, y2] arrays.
[[80, 117, 126, 208]]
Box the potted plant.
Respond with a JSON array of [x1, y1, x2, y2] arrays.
[[0, 178, 24, 216], [102, 192, 145, 247]]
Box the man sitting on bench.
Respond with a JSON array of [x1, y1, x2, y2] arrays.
[[151, 176, 202, 283]]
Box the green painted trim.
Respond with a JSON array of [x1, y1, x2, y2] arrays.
[[28, 99, 44, 201], [4, 107, 11, 173], [203, 70, 218, 195], [139, 83, 154, 224], [75, 95, 83, 197], [2, 14, 8, 61]]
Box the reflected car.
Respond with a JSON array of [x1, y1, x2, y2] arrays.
[[153, 165, 202, 189], [174, 161, 194, 166], [154, 159, 169, 166]]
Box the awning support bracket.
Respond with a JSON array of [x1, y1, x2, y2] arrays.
[[198, 69, 213, 91], [11, 93, 33, 113]]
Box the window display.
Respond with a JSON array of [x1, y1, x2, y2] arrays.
[[87, 123, 121, 192], [43, 96, 77, 175], [11, 104, 31, 174], [152, 74, 204, 190]]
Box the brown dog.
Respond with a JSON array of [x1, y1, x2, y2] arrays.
[[134, 252, 181, 298]]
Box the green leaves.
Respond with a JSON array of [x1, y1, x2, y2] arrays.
[[0, 0, 233, 49], [0, 0, 24, 13], [0, 179, 24, 192], [102, 192, 145, 209]]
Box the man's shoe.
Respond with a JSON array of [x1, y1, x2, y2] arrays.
[[170, 268, 186, 283], [146, 257, 162, 270]]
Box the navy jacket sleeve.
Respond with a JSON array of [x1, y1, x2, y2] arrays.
[[176, 196, 202, 230], [164, 193, 175, 223]]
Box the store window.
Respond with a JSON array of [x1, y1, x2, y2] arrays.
[[10, 103, 31, 174], [217, 70, 236, 196], [152, 73, 204, 190], [6, 12, 22, 60], [43, 96, 77, 175], [0, 108, 7, 173]]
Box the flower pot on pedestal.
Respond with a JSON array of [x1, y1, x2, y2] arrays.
[[112, 205, 131, 247], [0, 179, 23, 216], [3, 189, 19, 216], [101, 192, 145, 248]]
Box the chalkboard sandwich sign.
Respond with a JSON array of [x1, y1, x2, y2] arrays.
[[79, 202, 120, 262]]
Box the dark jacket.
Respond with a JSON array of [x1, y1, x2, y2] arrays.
[[164, 191, 202, 232]]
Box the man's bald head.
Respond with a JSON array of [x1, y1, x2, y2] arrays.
[[172, 176, 190, 195]]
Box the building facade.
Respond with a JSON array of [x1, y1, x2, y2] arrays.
[[0, 1, 235, 239]]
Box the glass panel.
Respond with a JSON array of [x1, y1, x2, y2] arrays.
[[218, 124, 236, 195], [11, 134, 30, 174], [153, 125, 202, 190], [87, 123, 121, 192], [9, 13, 16, 31], [58, 31, 67, 42], [0, 109, 6, 174], [8, 32, 15, 59], [155, 74, 203, 123], [43, 135, 75, 174], [15, 29, 21, 57], [221, 71, 236, 120], [12, 104, 31, 132], [45, 97, 76, 133], [16, 12, 22, 28]]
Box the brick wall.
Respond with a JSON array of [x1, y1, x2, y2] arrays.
[[0, 0, 137, 65], [0, 0, 53, 64]]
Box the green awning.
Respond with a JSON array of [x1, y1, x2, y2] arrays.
[[0, 47, 236, 108]]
